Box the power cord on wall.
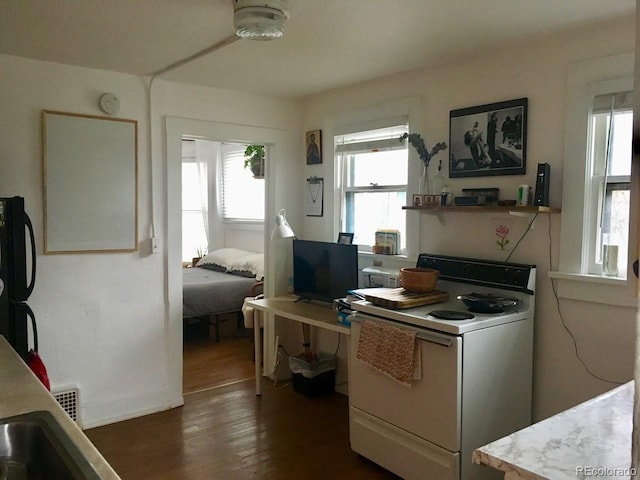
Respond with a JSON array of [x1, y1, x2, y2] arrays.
[[545, 215, 624, 385], [504, 212, 539, 263], [506, 213, 623, 385]]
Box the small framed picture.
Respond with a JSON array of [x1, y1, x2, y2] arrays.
[[433, 195, 442, 206], [412, 194, 423, 206], [306, 130, 322, 165], [423, 195, 434, 206], [337, 232, 354, 244]]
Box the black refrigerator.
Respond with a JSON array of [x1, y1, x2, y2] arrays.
[[0, 196, 37, 361]]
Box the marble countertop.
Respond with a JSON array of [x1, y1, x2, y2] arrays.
[[0, 336, 121, 479], [472, 381, 634, 480]]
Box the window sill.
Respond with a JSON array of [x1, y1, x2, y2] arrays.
[[548, 271, 636, 307], [357, 251, 413, 270], [548, 271, 627, 285]]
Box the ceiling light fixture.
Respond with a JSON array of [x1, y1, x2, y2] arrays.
[[233, 0, 289, 41]]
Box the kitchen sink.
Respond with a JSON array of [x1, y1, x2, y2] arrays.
[[0, 410, 100, 480]]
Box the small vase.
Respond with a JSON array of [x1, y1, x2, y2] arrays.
[[418, 165, 430, 195]]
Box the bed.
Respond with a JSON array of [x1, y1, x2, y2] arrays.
[[183, 248, 264, 341]]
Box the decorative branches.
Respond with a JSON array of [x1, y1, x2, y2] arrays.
[[400, 133, 447, 169]]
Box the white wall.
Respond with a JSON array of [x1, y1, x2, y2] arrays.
[[300, 17, 637, 420], [0, 54, 302, 427]]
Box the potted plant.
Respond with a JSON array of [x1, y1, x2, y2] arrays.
[[192, 246, 207, 267], [244, 145, 265, 178]]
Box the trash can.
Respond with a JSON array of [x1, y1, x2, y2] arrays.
[[288, 352, 336, 397]]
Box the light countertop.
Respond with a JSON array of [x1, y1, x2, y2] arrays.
[[472, 381, 633, 480], [0, 336, 121, 479]]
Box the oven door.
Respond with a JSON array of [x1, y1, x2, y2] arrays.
[[349, 313, 462, 452]]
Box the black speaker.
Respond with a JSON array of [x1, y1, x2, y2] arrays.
[[534, 163, 550, 206]]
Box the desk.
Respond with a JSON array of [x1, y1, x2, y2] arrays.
[[245, 295, 350, 395]]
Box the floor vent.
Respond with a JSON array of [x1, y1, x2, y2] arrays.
[[52, 387, 81, 427]]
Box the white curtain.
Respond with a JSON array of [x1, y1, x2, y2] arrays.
[[194, 140, 210, 251]]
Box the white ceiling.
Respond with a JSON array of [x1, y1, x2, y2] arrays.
[[0, 0, 635, 99]]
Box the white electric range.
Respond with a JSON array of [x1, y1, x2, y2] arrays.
[[348, 253, 536, 480]]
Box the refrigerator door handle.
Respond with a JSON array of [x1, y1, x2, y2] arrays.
[[24, 213, 36, 299], [23, 302, 37, 352]]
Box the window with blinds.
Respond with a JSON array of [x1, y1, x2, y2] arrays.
[[585, 90, 633, 275], [220, 145, 265, 222], [336, 122, 408, 253]]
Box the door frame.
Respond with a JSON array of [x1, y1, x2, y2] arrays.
[[165, 116, 285, 404]]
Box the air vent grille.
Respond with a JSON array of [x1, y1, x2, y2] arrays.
[[52, 387, 81, 427]]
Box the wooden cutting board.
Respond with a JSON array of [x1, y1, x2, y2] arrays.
[[363, 288, 449, 310]]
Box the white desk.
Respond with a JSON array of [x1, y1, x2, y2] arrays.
[[245, 295, 350, 395]]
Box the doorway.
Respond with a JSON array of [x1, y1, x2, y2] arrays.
[[180, 138, 263, 394], [165, 116, 284, 405]]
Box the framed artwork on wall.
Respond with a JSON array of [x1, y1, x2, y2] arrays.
[[306, 129, 322, 165], [449, 98, 527, 178], [305, 176, 323, 216]]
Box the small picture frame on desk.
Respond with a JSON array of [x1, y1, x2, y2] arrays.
[[337, 232, 354, 244]]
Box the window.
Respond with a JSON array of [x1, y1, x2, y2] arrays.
[[220, 144, 265, 222], [585, 92, 632, 275], [182, 140, 208, 262], [336, 123, 409, 253], [557, 53, 635, 295]]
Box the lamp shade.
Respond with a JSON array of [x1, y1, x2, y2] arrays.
[[271, 209, 295, 240]]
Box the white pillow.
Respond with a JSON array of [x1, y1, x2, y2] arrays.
[[196, 248, 255, 270], [228, 253, 265, 281]]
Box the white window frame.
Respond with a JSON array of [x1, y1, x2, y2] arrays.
[[553, 53, 636, 306], [584, 98, 632, 275], [337, 124, 409, 254], [331, 97, 423, 261]]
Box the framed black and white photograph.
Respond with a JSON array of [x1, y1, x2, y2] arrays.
[[449, 98, 527, 178], [337, 232, 354, 244]]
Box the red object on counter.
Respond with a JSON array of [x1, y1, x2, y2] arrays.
[[28, 349, 50, 391]]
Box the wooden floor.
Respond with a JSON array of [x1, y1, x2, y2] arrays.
[[183, 334, 255, 394], [86, 327, 399, 479]]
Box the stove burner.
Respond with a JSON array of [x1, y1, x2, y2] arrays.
[[429, 310, 475, 321]]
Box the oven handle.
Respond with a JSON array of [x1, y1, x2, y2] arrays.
[[350, 312, 454, 347], [416, 332, 453, 347]]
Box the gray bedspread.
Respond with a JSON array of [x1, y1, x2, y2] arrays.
[[183, 267, 257, 318]]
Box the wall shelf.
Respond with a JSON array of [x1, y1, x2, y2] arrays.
[[402, 205, 561, 214], [403, 204, 560, 225]]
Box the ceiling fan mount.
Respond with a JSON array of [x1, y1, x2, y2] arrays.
[[233, 0, 289, 41]]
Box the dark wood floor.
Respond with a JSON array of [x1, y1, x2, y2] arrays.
[[86, 325, 399, 479], [183, 333, 255, 394]]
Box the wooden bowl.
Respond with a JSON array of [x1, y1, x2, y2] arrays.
[[400, 268, 439, 293]]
